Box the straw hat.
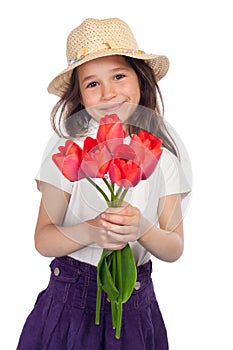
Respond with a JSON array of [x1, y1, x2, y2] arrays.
[[48, 18, 169, 97]]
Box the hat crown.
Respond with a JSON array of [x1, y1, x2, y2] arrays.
[[66, 18, 139, 62]]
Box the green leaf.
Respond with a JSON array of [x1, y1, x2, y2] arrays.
[[97, 249, 119, 301], [115, 244, 137, 303]]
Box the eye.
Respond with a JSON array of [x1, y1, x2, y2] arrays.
[[86, 81, 99, 88], [114, 74, 126, 80]]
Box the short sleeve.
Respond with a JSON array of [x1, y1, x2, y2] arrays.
[[35, 133, 74, 194], [159, 148, 192, 198]]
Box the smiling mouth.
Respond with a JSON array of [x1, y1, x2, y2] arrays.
[[100, 102, 124, 113]]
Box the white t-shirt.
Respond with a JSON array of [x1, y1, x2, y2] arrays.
[[36, 120, 192, 266]]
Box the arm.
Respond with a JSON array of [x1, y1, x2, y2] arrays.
[[35, 182, 85, 257], [138, 194, 184, 262], [34, 182, 126, 257]]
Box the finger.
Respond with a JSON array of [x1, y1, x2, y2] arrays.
[[107, 230, 137, 243], [106, 222, 138, 235], [102, 210, 140, 225], [101, 218, 135, 232], [101, 213, 131, 226]]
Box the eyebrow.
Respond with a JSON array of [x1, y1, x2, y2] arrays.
[[80, 74, 96, 86]]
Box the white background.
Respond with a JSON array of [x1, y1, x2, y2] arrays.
[[1, 0, 232, 349]]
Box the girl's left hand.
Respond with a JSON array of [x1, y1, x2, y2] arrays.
[[100, 202, 144, 243]]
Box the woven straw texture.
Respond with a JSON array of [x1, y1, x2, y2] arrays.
[[48, 18, 169, 97]]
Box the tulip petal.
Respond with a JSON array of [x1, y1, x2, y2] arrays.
[[109, 159, 141, 188], [97, 114, 125, 153], [130, 131, 163, 179], [52, 140, 83, 181]]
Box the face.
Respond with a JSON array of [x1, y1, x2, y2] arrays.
[[77, 55, 140, 122]]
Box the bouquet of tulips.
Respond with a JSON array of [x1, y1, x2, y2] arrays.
[[52, 114, 163, 338]]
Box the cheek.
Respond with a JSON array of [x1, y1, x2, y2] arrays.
[[134, 79, 141, 103], [81, 95, 97, 109], [80, 89, 100, 109], [126, 84, 140, 105], [124, 77, 141, 104], [134, 86, 141, 104], [80, 93, 102, 122]]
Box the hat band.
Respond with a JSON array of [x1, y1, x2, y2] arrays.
[[67, 48, 145, 66]]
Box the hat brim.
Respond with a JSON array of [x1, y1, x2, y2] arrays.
[[47, 49, 169, 97]]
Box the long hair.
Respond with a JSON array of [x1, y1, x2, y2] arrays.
[[50, 57, 179, 157]]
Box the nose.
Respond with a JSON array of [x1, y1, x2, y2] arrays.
[[101, 83, 117, 101]]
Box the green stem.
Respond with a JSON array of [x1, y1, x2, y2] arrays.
[[102, 177, 115, 199], [86, 177, 110, 203], [111, 182, 115, 202], [116, 186, 123, 198], [116, 250, 122, 292], [116, 249, 123, 339], [111, 301, 117, 330], [117, 188, 128, 206], [111, 252, 117, 329], [116, 300, 122, 339], [95, 284, 102, 325]]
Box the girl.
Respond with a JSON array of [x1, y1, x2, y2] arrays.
[[17, 18, 191, 349]]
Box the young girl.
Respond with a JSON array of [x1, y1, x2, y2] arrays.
[[17, 18, 191, 350]]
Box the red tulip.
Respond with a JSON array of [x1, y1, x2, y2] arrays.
[[52, 140, 84, 181], [109, 158, 141, 188], [130, 130, 163, 179], [81, 136, 111, 178], [97, 114, 125, 154]]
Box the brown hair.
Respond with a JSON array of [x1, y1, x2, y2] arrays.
[[50, 57, 179, 157]]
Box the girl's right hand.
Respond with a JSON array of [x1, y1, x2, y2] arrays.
[[86, 215, 127, 251]]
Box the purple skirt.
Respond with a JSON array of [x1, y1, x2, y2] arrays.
[[17, 256, 168, 350]]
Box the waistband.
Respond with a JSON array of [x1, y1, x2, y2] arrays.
[[51, 255, 152, 279], [50, 255, 153, 295]]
